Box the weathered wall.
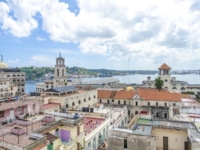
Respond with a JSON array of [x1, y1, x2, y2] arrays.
[[106, 131, 156, 150]]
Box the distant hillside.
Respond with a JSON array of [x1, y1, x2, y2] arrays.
[[21, 67, 54, 80], [20, 66, 158, 80]]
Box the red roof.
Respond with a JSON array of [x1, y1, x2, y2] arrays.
[[98, 90, 136, 100], [137, 88, 181, 102], [158, 63, 171, 70], [41, 103, 60, 109]]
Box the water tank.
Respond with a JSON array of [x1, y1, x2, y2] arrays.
[[85, 107, 89, 112], [82, 107, 85, 112], [90, 107, 94, 113]]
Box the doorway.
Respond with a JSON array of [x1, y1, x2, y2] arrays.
[[163, 136, 168, 150]]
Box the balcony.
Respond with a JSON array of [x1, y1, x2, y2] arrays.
[[64, 139, 75, 150]]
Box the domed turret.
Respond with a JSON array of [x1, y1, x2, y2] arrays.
[[0, 55, 8, 68]]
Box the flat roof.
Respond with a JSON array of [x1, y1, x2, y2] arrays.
[[0, 121, 42, 147], [132, 124, 152, 136], [0, 100, 39, 111], [84, 116, 105, 135], [41, 103, 60, 109]]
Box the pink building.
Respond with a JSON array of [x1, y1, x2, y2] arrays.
[[0, 100, 40, 124]]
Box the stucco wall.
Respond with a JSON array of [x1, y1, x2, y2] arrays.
[[153, 128, 187, 150], [106, 130, 156, 150]]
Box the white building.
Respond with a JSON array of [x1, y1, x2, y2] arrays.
[[0, 56, 25, 96], [143, 63, 200, 94], [36, 53, 68, 92]]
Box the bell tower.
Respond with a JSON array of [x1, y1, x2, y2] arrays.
[[158, 63, 171, 90], [53, 52, 67, 87]]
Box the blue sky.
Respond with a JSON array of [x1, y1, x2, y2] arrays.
[[1, 0, 200, 70]]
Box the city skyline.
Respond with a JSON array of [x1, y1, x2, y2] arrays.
[[1, 0, 200, 70]]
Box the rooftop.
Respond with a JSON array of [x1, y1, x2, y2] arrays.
[[0, 100, 39, 111], [158, 63, 171, 70], [84, 116, 105, 135], [0, 121, 42, 147], [98, 90, 136, 99], [137, 88, 181, 102], [40, 103, 60, 110], [45, 85, 78, 93]]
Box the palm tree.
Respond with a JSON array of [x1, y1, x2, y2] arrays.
[[154, 77, 164, 91]]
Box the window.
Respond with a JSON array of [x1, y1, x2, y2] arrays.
[[99, 99, 101, 103], [124, 101, 126, 105], [107, 100, 109, 104], [118, 100, 120, 104], [156, 102, 158, 107], [156, 112, 159, 118], [66, 104, 68, 108], [72, 102, 75, 106], [88, 97, 91, 100], [33, 104, 36, 110], [165, 103, 167, 107], [181, 87, 185, 90], [135, 101, 138, 106], [148, 102, 150, 106], [164, 113, 168, 119], [173, 103, 175, 106], [84, 98, 86, 102], [112, 99, 114, 102], [124, 139, 127, 148], [78, 100, 81, 104], [165, 79, 168, 82], [18, 107, 21, 113], [94, 95, 96, 98], [135, 111, 138, 115], [128, 110, 130, 115], [0, 111, 4, 118]]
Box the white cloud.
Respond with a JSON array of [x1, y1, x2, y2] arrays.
[[107, 56, 123, 62], [30, 55, 54, 66], [1, 0, 200, 68], [36, 36, 45, 41], [8, 58, 20, 63]]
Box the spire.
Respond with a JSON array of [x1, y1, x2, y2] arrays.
[[1, 55, 3, 61], [59, 52, 61, 57]]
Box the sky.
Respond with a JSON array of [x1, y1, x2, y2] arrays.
[[0, 0, 200, 70]]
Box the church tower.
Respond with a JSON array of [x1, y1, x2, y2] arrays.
[[53, 52, 67, 87], [158, 63, 171, 90]]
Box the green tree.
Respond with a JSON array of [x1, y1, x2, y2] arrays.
[[154, 77, 164, 91]]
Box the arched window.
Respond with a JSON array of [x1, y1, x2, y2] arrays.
[[57, 69, 59, 77], [181, 87, 185, 90], [172, 87, 177, 90], [156, 102, 158, 106]]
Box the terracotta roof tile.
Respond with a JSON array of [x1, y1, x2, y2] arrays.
[[158, 63, 171, 70], [98, 90, 136, 99], [137, 88, 181, 102]]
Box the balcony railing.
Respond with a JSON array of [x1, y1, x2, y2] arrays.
[[64, 138, 75, 149]]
